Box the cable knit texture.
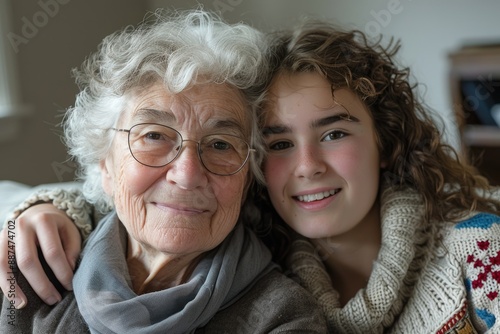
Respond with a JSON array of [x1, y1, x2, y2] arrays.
[[5, 188, 94, 240], [286, 186, 500, 333]]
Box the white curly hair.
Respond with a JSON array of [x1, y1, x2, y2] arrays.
[[63, 9, 270, 212]]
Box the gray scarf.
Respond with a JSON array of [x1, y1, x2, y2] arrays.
[[73, 212, 276, 334]]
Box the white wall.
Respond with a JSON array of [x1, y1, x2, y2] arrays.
[[149, 0, 500, 149]]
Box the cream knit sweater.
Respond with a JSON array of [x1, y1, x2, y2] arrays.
[[286, 187, 500, 333]]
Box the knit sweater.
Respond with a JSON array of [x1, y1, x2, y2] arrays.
[[286, 187, 500, 333]]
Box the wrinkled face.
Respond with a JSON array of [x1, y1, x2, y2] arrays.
[[263, 72, 383, 240], [101, 82, 250, 257]]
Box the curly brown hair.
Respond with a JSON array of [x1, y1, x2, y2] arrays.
[[253, 20, 499, 242]]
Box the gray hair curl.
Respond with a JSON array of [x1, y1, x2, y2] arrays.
[[64, 9, 270, 212]]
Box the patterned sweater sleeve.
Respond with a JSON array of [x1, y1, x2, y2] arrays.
[[451, 212, 500, 333], [3, 188, 97, 241]]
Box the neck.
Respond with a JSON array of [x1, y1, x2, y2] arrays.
[[312, 201, 381, 306], [127, 238, 202, 295]]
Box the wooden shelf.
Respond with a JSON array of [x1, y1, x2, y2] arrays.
[[463, 125, 500, 147], [448, 44, 500, 186]]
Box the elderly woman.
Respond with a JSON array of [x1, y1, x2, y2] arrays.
[[0, 10, 326, 333]]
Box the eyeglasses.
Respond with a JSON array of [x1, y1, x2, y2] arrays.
[[111, 123, 254, 176]]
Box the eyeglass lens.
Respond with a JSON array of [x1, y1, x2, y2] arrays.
[[127, 123, 250, 175]]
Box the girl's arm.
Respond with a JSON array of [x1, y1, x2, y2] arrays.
[[0, 188, 94, 308]]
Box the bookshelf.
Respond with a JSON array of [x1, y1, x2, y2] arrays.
[[448, 44, 500, 186]]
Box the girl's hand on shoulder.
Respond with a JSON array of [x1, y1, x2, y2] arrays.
[[0, 203, 81, 308]]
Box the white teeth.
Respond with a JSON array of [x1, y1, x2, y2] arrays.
[[297, 189, 338, 202]]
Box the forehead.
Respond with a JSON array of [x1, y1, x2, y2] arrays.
[[264, 72, 333, 121], [122, 82, 250, 133], [265, 72, 371, 123], [268, 72, 332, 100]]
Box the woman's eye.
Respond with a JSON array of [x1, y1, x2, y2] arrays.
[[268, 141, 293, 151], [323, 130, 346, 141], [145, 132, 163, 140], [212, 141, 231, 150]]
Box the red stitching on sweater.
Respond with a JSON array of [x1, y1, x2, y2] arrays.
[[487, 291, 498, 301], [492, 251, 500, 265], [473, 259, 484, 268], [478, 240, 490, 250], [493, 271, 500, 284], [466, 240, 499, 301]]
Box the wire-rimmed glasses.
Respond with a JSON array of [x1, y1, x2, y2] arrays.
[[112, 123, 254, 176]]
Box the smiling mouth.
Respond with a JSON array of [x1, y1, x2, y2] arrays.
[[295, 189, 341, 203], [152, 202, 209, 214]]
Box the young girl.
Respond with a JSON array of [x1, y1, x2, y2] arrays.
[[3, 20, 500, 333], [253, 20, 500, 332]]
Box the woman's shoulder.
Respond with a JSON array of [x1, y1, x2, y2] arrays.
[[0, 237, 89, 334], [201, 269, 327, 333], [246, 268, 322, 306], [0, 277, 89, 333]]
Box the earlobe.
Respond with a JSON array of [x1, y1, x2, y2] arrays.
[[100, 159, 113, 196]]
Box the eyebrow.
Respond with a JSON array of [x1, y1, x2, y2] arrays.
[[262, 112, 359, 136], [132, 108, 246, 135], [132, 108, 176, 123], [312, 113, 359, 127], [204, 118, 246, 136]]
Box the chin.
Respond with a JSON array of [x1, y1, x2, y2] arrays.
[[289, 226, 325, 240]]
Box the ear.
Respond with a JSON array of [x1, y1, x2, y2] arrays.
[[100, 158, 114, 196]]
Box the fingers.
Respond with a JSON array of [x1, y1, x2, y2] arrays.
[[15, 215, 62, 306], [0, 227, 27, 309], [60, 222, 82, 273], [0, 203, 82, 308], [37, 217, 81, 291]]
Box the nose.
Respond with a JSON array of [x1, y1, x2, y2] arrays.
[[293, 145, 327, 179], [166, 140, 208, 189]]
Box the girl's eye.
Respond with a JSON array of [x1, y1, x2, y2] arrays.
[[323, 130, 346, 141], [268, 141, 293, 151]]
